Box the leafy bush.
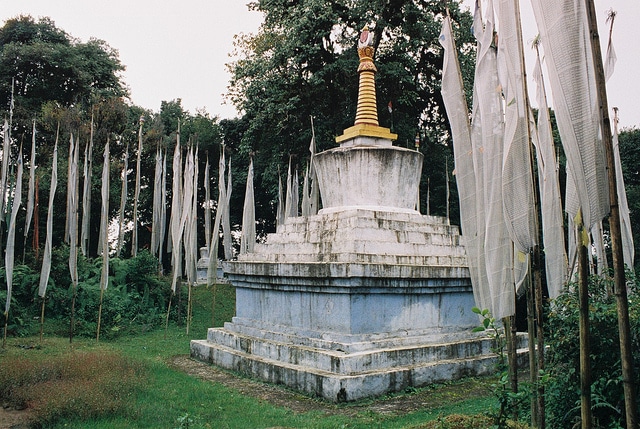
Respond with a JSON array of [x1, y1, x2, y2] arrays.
[[545, 270, 640, 428], [1, 247, 184, 339], [414, 414, 530, 429], [472, 307, 531, 428]]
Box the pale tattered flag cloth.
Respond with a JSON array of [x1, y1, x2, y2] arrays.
[[25, 120, 37, 241], [68, 133, 80, 292], [204, 156, 211, 250], [471, 0, 514, 319], [132, 117, 143, 257], [81, 115, 94, 256], [5, 146, 23, 314], [170, 140, 184, 293], [0, 120, 10, 219], [531, 0, 609, 228], [240, 158, 255, 254], [100, 140, 110, 291], [207, 146, 226, 286], [612, 113, 634, 269], [39, 138, 58, 297], [222, 156, 233, 260], [532, 53, 568, 298], [496, 0, 536, 253], [151, 147, 163, 256], [116, 143, 129, 257], [97, 139, 110, 256]]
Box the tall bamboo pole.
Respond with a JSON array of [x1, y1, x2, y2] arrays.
[[511, 0, 546, 424], [96, 287, 104, 342], [578, 219, 592, 429], [584, 2, 637, 427]]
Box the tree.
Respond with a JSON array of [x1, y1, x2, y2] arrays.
[[227, 0, 475, 228], [0, 15, 127, 136]]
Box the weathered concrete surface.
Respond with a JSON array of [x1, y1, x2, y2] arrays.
[[190, 138, 498, 402], [191, 328, 528, 402], [315, 145, 423, 212]]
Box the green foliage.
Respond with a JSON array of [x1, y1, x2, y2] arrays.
[[545, 272, 640, 428], [0, 15, 127, 134], [228, 0, 474, 227], [472, 307, 530, 428], [1, 248, 178, 339]]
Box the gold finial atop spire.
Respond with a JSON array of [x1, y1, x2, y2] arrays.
[[336, 25, 397, 144], [354, 26, 378, 126]]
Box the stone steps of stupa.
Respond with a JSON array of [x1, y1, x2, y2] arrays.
[[277, 213, 461, 237], [191, 331, 529, 402], [251, 239, 466, 258], [264, 228, 462, 247], [237, 250, 467, 266]]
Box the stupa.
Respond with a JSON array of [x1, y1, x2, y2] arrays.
[[191, 26, 520, 401]]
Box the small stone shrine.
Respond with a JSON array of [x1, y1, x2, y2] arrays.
[[191, 25, 521, 402]]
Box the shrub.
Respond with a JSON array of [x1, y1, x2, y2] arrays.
[[545, 270, 640, 428], [1, 247, 183, 339], [0, 350, 145, 426]]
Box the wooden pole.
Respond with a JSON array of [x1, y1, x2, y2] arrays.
[[533, 245, 546, 429], [164, 293, 173, 339], [504, 315, 518, 421], [186, 282, 192, 335], [96, 287, 104, 342], [2, 312, 8, 348], [39, 296, 45, 344], [512, 0, 546, 423], [578, 219, 592, 429], [33, 176, 39, 260], [584, 2, 637, 427], [526, 274, 539, 428]]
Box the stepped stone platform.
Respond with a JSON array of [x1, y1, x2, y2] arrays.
[[190, 208, 522, 402]]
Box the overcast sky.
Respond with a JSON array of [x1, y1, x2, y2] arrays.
[[3, 1, 639, 129]]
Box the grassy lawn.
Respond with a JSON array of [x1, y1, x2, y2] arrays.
[[0, 283, 502, 429]]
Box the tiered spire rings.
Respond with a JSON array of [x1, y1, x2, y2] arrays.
[[336, 25, 397, 143]]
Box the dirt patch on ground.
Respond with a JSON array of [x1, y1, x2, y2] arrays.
[[167, 355, 494, 417], [0, 407, 33, 429]]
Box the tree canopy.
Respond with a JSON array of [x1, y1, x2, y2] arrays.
[[227, 0, 475, 224], [0, 15, 127, 136]]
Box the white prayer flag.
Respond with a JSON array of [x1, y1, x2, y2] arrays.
[[81, 113, 94, 257], [532, 53, 568, 298], [222, 156, 233, 260], [531, 0, 609, 228], [170, 136, 184, 293], [204, 156, 211, 250], [612, 111, 634, 269], [25, 120, 37, 242], [5, 145, 23, 314], [39, 137, 58, 297], [116, 143, 129, 257], [68, 133, 80, 291], [98, 139, 110, 256], [240, 158, 255, 254], [497, 0, 536, 253], [0, 120, 11, 220], [132, 116, 143, 257], [151, 148, 163, 256]]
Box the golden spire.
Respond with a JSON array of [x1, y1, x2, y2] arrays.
[[354, 26, 378, 126], [336, 25, 397, 143]]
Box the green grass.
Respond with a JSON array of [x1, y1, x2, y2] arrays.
[[0, 282, 500, 429]]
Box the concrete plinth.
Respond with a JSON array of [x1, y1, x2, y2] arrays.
[[190, 209, 514, 401]]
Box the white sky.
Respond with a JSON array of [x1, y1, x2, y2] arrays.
[[3, 1, 639, 129]]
